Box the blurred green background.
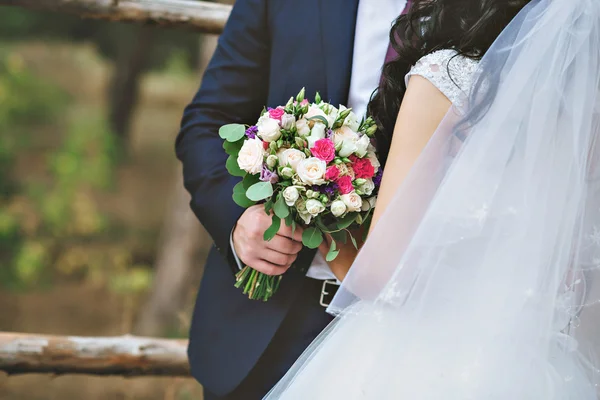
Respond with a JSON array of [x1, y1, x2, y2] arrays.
[[0, 4, 228, 399]]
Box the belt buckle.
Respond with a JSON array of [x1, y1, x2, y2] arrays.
[[320, 280, 340, 308]]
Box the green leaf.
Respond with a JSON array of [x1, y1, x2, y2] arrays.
[[273, 193, 290, 219], [242, 173, 261, 190], [336, 213, 357, 231], [284, 214, 294, 227], [330, 230, 347, 245], [264, 199, 274, 214], [326, 240, 340, 262], [233, 181, 255, 208], [226, 155, 246, 177], [264, 215, 281, 241], [307, 115, 329, 128], [219, 124, 246, 142], [223, 139, 244, 156], [246, 182, 274, 202], [348, 231, 358, 249], [302, 227, 323, 249]]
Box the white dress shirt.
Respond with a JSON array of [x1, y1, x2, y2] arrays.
[[232, 0, 407, 280]]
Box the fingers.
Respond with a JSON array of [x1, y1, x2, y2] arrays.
[[261, 249, 297, 267], [252, 260, 292, 276], [277, 223, 304, 242], [266, 235, 303, 255]]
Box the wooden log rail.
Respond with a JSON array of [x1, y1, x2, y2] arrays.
[[0, 332, 190, 376], [0, 0, 232, 34]]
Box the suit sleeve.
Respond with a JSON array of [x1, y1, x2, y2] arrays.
[[175, 0, 270, 264]]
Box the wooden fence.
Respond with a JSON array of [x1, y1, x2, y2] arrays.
[[0, 332, 190, 376], [0, 0, 230, 377], [0, 0, 231, 34]]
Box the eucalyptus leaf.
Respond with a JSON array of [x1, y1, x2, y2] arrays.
[[232, 181, 255, 208], [326, 240, 340, 262], [348, 231, 358, 250], [330, 230, 348, 245], [242, 173, 261, 190], [223, 139, 244, 156], [337, 213, 357, 230], [219, 124, 246, 142], [264, 216, 281, 241], [273, 194, 290, 219], [226, 155, 246, 177], [246, 182, 274, 202], [302, 227, 324, 249]]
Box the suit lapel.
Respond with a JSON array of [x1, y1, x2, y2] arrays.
[[319, 0, 360, 105]]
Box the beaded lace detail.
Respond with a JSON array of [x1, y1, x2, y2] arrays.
[[405, 49, 479, 105]]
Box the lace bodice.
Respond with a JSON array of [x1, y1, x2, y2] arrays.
[[405, 49, 479, 105]]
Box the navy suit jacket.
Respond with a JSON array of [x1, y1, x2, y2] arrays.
[[176, 0, 359, 395]]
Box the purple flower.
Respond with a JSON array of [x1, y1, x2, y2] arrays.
[[313, 183, 338, 199], [373, 169, 383, 187], [260, 165, 279, 184], [245, 125, 258, 139], [326, 129, 334, 139]]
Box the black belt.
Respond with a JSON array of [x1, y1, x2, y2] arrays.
[[318, 279, 340, 308]]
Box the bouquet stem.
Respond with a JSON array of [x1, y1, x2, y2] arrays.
[[235, 266, 282, 301]]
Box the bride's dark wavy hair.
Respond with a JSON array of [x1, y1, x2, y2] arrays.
[[368, 0, 531, 163]]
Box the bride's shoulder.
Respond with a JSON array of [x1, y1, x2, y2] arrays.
[[405, 49, 479, 104]]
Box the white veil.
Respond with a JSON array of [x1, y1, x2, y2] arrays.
[[266, 0, 600, 398]]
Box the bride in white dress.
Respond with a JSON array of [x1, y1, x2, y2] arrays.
[[265, 0, 600, 398]]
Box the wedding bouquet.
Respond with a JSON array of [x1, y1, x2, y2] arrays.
[[220, 88, 382, 301]]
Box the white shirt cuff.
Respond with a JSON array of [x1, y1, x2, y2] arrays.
[[230, 229, 244, 270]]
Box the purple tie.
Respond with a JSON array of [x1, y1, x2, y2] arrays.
[[383, 0, 412, 65]]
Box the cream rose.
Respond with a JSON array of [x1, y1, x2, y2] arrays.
[[333, 125, 360, 157], [306, 199, 326, 216], [296, 157, 327, 185], [277, 148, 306, 171], [331, 200, 347, 217], [355, 134, 370, 158], [341, 192, 363, 212], [257, 114, 282, 142], [343, 110, 360, 132], [283, 186, 300, 206], [357, 178, 375, 196], [237, 137, 265, 175], [304, 104, 328, 122], [295, 198, 312, 224], [366, 144, 381, 172], [295, 118, 311, 137]]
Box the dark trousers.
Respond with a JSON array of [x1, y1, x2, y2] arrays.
[[203, 278, 334, 400]]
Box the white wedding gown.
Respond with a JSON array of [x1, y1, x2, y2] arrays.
[[265, 1, 600, 399]]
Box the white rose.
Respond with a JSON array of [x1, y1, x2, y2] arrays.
[[237, 138, 265, 175], [307, 122, 327, 148], [341, 192, 363, 212], [355, 134, 370, 158], [295, 118, 311, 137], [362, 196, 377, 211], [257, 114, 282, 142], [358, 178, 375, 196], [283, 186, 300, 206], [306, 199, 326, 216], [344, 111, 361, 132], [277, 148, 306, 171], [331, 200, 347, 217], [296, 157, 327, 185], [366, 144, 381, 172], [333, 125, 360, 157], [266, 154, 278, 168], [281, 113, 296, 130]]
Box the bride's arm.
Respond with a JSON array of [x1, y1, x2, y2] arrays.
[[320, 75, 452, 281]]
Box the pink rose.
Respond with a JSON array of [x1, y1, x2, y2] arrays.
[[350, 155, 375, 179], [268, 107, 285, 121], [325, 166, 340, 181], [300, 99, 309, 106], [310, 138, 336, 163], [336, 175, 354, 195]]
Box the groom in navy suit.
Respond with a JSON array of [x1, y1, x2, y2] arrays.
[[176, 0, 408, 398]]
